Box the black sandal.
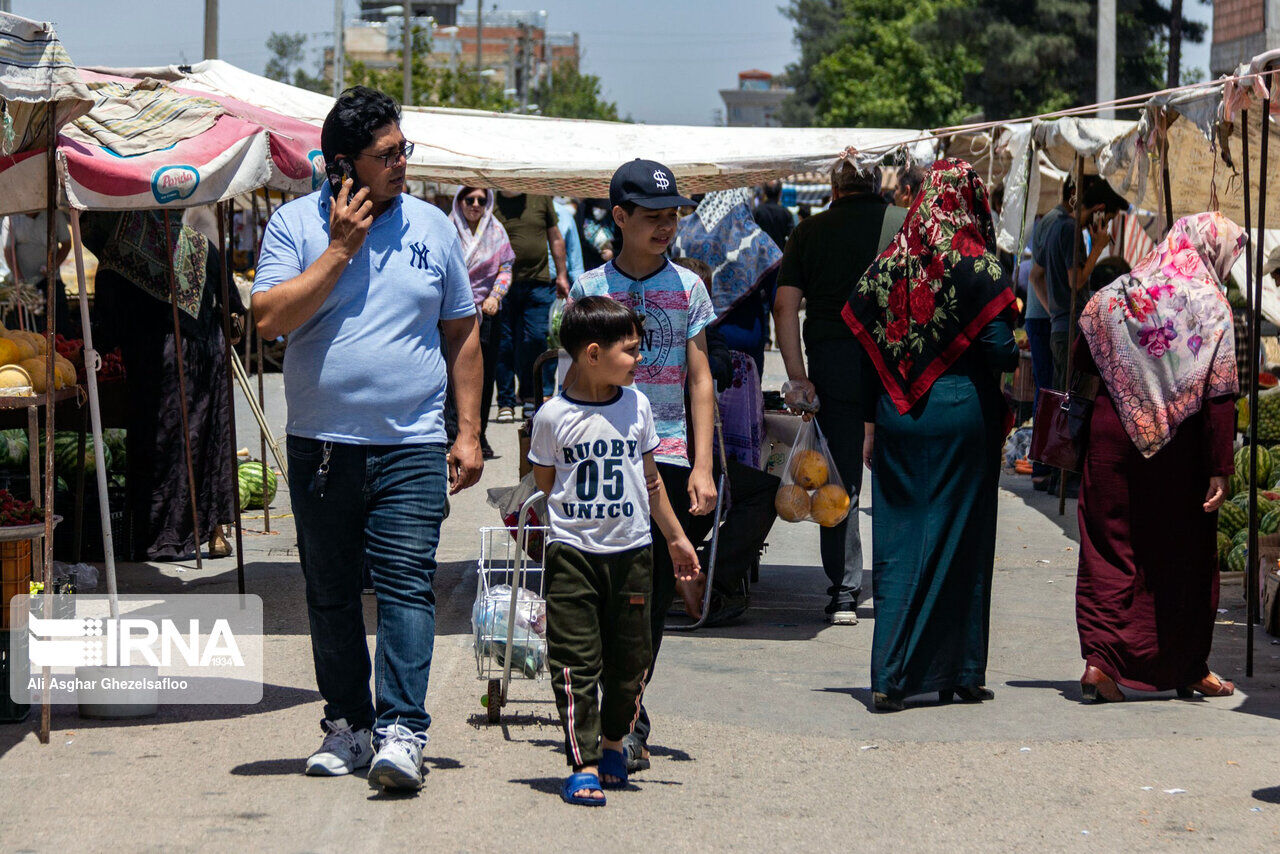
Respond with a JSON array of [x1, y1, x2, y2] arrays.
[[621, 733, 650, 773]]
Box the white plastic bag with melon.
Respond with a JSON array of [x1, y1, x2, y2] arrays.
[[774, 417, 850, 527]]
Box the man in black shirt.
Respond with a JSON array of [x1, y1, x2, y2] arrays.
[[773, 155, 906, 625], [753, 180, 795, 251]]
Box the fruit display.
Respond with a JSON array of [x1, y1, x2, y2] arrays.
[[238, 461, 278, 510], [1239, 388, 1280, 441], [774, 483, 811, 523], [789, 449, 829, 490], [1234, 445, 1273, 486], [1217, 531, 1233, 566], [1227, 542, 1249, 573], [1218, 500, 1248, 536], [0, 364, 32, 393], [0, 489, 42, 527]]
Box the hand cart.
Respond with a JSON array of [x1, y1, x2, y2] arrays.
[[474, 490, 549, 723]]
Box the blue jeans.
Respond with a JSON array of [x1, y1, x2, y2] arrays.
[[1024, 317, 1054, 478], [806, 337, 866, 609], [496, 279, 555, 406], [287, 436, 447, 734]]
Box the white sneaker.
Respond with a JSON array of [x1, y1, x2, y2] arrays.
[[305, 718, 373, 777], [368, 722, 430, 790], [496, 407, 515, 423], [827, 609, 858, 626]]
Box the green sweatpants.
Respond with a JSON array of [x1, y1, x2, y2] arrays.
[[545, 541, 653, 768]]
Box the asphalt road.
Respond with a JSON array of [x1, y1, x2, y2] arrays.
[[1, 354, 1278, 852]]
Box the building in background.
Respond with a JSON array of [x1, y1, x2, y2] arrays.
[[719, 70, 792, 127], [1211, 0, 1279, 75], [333, 2, 580, 105]]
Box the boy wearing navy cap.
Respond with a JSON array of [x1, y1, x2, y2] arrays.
[[569, 159, 718, 773]]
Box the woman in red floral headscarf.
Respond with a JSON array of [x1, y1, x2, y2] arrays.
[[844, 158, 1019, 712]]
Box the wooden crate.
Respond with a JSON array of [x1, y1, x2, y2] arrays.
[[0, 540, 31, 631]]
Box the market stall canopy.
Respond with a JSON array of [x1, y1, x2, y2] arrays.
[[0, 12, 92, 154], [0, 68, 322, 216], [93, 60, 931, 197]]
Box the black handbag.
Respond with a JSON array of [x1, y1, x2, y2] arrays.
[[1028, 387, 1092, 473]]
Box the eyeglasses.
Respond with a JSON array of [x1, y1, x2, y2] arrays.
[[462, 196, 486, 206], [356, 141, 415, 168]]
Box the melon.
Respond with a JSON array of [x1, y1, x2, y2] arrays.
[[1217, 531, 1233, 566], [789, 449, 829, 489], [1218, 501, 1248, 536], [0, 338, 20, 367], [1233, 528, 1250, 548], [1227, 543, 1249, 573], [1235, 445, 1273, 486], [1229, 473, 1246, 498], [810, 484, 851, 527], [1262, 508, 1280, 535], [0, 363, 32, 392], [238, 461, 278, 510], [774, 483, 811, 522]]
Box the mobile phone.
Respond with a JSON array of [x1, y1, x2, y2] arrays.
[[324, 157, 358, 202]]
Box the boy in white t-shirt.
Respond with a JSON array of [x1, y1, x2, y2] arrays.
[[529, 296, 699, 807]]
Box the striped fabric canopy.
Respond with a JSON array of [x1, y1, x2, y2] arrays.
[[0, 12, 92, 154]]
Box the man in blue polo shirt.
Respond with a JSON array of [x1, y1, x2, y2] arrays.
[[253, 87, 483, 792]]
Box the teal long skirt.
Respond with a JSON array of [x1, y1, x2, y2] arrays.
[[870, 372, 1002, 700]]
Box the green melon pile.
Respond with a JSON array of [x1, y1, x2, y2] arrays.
[[238, 461, 278, 510]]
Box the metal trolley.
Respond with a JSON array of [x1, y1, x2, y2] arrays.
[[474, 491, 549, 723]]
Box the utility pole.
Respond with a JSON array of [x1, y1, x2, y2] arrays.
[[1096, 0, 1116, 118], [1166, 0, 1184, 89], [333, 0, 345, 97], [203, 0, 218, 60], [402, 2, 412, 106], [518, 21, 529, 113], [475, 0, 483, 73]]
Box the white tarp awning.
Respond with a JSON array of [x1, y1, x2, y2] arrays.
[[91, 60, 931, 197]]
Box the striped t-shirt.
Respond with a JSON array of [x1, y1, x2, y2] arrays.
[[570, 260, 715, 467]]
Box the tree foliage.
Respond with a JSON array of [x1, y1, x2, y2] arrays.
[[780, 0, 1208, 128], [344, 26, 516, 111], [264, 32, 327, 95], [531, 63, 620, 121]]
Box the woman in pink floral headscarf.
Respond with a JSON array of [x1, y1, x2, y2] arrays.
[[1074, 212, 1247, 703]]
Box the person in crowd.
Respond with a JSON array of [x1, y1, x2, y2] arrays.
[[893, 165, 926, 210], [449, 186, 515, 459], [530, 296, 699, 806], [674, 188, 783, 375], [84, 210, 242, 562], [1074, 212, 1246, 703], [849, 159, 1019, 712], [549, 196, 585, 288], [1036, 176, 1128, 393], [4, 209, 72, 332], [671, 256, 779, 624], [753, 179, 795, 251], [772, 152, 907, 625], [493, 190, 572, 421], [576, 198, 619, 269], [252, 87, 484, 791], [570, 158, 717, 774], [1021, 231, 1054, 491]]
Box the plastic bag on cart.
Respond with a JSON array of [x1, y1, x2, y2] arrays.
[[547, 297, 567, 351], [774, 418, 850, 527], [1003, 426, 1033, 473], [486, 473, 548, 560], [472, 584, 547, 678]]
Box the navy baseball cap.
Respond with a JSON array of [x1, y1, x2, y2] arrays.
[[609, 158, 695, 209]]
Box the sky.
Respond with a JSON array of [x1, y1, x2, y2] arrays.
[[27, 0, 1213, 127]]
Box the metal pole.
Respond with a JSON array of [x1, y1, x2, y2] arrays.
[[475, 0, 482, 73], [162, 212, 203, 571], [39, 115, 57, 746], [1242, 106, 1254, 678], [1160, 111, 1175, 234], [217, 203, 246, 594], [402, 2, 412, 106], [1059, 156, 1085, 517], [1097, 0, 1116, 119], [203, 0, 218, 60], [1247, 82, 1271, 676], [333, 0, 345, 96]]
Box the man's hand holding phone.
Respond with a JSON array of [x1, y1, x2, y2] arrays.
[[329, 177, 373, 260]]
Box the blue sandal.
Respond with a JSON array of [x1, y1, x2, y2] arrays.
[[561, 772, 606, 806], [599, 748, 628, 790]]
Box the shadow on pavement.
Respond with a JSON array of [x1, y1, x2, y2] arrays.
[[1253, 786, 1280, 804]]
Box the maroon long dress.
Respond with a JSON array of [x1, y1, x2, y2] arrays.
[[1074, 337, 1235, 692]]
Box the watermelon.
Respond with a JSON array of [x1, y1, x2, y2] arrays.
[[1263, 509, 1280, 535], [238, 461, 278, 510], [41, 431, 110, 476], [103, 429, 126, 473], [1218, 501, 1248, 536], [1235, 445, 1273, 486], [1217, 531, 1233, 565], [1233, 528, 1250, 548], [1229, 473, 1246, 498], [0, 428, 28, 468], [1227, 543, 1249, 573]]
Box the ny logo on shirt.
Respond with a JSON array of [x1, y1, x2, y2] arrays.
[[408, 242, 430, 270]]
